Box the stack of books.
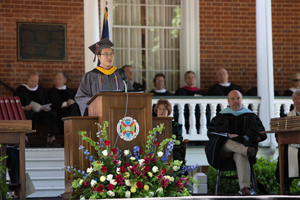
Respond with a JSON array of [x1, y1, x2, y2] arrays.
[[270, 116, 300, 130], [0, 96, 26, 120]]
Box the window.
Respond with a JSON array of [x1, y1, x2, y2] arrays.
[[111, 0, 181, 92]]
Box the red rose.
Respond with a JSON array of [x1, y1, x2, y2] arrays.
[[107, 184, 113, 191], [101, 166, 107, 173], [136, 181, 143, 189], [144, 165, 150, 172], [154, 141, 159, 146], [111, 148, 117, 155], [161, 168, 167, 174], [139, 149, 143, 155], [104, 140, 110, 146], [124, 162, 130, 168]]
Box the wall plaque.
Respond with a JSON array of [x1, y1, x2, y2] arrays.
[[17, 22, 67, 62]]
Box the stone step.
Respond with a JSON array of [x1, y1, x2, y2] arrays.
[[26, 158, 64, 168]]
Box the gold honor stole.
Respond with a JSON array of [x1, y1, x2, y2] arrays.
[[95, 66, 119, 91], [95, 66, 117, 75]]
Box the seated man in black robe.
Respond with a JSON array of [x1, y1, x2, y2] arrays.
[[122, 65, 144, 91], [205, 90, 266, 195], [174, 71, 205, 133], [13, 71, 61, 147], [207, 68, 245, 96], [47, 71, 80, 134]]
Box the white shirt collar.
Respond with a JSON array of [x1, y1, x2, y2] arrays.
[[219, 82, 231, 87], [289, 87, 298, 92], [154, 88, 166, 93], [56, 85, 67, 90], [21, 84, 38, 91]]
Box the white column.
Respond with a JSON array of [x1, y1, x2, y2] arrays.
[[256, 0, 276, 154], [180, 0, 200, 88], [84, 0, 100, 72]]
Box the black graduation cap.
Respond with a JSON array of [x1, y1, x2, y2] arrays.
[[88, 37, 114, 62]]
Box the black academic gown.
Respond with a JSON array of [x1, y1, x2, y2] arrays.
[[205, 108, 266, 170], [207, 83, 245, 96], [13, 85, 59, 137], [132, 82, 144, 91], [47, 87, 80, 134]]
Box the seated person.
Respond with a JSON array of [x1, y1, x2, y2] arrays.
[[284, 73, 300, 96], [122, 65, 144, 91], [149, 73, 173, 96], [174, 71, 206, 133], [153, 98, 184, 162], [13, 71, 61, 147], [275, 90, 300, 194], [205, 90, 266, 195], [47, 71, 80, 134], [175, 71, 204, 96], [75, 38, 133, 116], [207, 68, 245, 96]]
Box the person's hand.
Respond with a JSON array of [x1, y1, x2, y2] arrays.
[[67, 99, 75, 106], [228, 134, 238, 138], [23, 105, 32, 111], [43, 107, 51, 112]]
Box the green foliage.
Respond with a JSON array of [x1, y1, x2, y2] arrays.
[[206, 156, 300, 195], [0, 145, 11, 200]]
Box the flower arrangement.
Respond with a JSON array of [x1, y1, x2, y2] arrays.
[[64, 121, 199, 199]]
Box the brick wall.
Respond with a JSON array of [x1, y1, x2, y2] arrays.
[[199, 0, 300, 96], [0, 0, 85, 96]]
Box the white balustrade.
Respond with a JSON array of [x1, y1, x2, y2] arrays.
[[152, 96, 294, 146]]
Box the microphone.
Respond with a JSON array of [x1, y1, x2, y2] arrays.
[[119, 68, 128, 93]]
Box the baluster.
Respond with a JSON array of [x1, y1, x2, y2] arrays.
[[170, 103, 174, 117], [189, 103, 197, 135], [274, 103, 281, 118], [284, 103, 291, 115], [220, 103, 227, 111], [177, 103, 186, 135], [251, 103, 259, 115], [200, 103, 207, 136], [209, 103, 217, 121], [243, 103, 249, 109]]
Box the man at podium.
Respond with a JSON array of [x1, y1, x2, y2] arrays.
[[75, 38, 133, 116]]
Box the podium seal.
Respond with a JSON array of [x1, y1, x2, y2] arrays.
[[116, 117, 140, 141]]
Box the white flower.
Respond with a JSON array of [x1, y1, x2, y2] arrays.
[[152, 166, 158, 173], [138, 159, 144, 165], [173, 165, 180, 171], [110, 179, 117, 185], [157, 152, 163, 157], [149, 191, 154, 197], [164, 175, 171, 181], [107, 174, 113, 181], [107, 190, 115, 197], [79, 179, 84, 185], [125, 191, 131, 198], [124, 150, 130, 156], [125, 179, 131, 186], [87, 167, 93, 174], [80, 195, 85, 200], [156, 187, 163, 193], [102, 150, 108, 156], [116, 167, 120, 174], [170, 176, 174, 182], [100, 176, 106, 182], [130, 157, 136, 161], [90, 179, 97, 187]]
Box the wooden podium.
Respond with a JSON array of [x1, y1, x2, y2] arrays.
[[87, 92, 154, 152], [63, 92, 163, 199]]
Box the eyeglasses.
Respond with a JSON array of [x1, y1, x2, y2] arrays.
[[100, 52, 114, 58], [293, 79, 300, 82]]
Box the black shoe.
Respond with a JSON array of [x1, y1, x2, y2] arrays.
[[247, 147, 257, 157]]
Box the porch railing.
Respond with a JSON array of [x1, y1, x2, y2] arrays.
[[152, 96, 293, 146]]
